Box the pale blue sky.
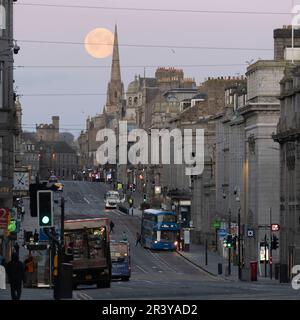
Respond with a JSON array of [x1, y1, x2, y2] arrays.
[[14, 0, 295, 137]]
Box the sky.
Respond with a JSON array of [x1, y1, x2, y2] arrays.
[[13, 0, 296, 137]]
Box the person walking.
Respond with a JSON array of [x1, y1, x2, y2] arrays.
[[135, 232, 142, 247], [13, 242, 20, 258], [110, 220, 115, 233], [6, 252, 25, 300], [24, 253, 34, 288]]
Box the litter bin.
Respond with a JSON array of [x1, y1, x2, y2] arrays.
[[59, 263, 73, 299], [275, 263, 280, 280], [250, 261, 257, 281], [218, 263, 223, 275]]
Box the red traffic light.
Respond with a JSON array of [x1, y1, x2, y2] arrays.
[[271, 224, 280, 231]]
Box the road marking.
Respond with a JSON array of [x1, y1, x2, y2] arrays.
[[83, 197, 90, 204], [148, 250, 179, 273], [73, 291, 93, 300], [136, 265, 148, 274], [112, 210, 122, 216]]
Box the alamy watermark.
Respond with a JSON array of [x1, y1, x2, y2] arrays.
[[291, 265, 300, 290], [95, 121, 204, 176]]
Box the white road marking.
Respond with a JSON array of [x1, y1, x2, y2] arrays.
[[136, 265, 148, 274], [83, 197, 90, 204], [73, 291, 93, 300]]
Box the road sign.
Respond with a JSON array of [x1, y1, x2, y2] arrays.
[[0, 208, 9, 229], [247, 229, 255, 237], [218, 228, 227, 237], [271, 224, 280, 232]]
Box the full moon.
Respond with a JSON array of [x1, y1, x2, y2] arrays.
[[84, 28, 114, 59]]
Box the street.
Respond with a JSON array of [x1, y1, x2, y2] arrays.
[[1, 181, 298, 300]]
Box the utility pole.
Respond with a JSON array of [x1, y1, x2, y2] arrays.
[[238, 207, 241, 280], [228, 209, 231, 276]]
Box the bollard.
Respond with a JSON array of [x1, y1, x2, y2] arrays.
[[250, 261, 258, 281], [218, 263, 222, 275]]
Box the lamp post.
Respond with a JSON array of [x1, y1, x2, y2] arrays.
[[238, 206, 242, 280], [228, 209, 231, 276], [234, 186, 242, 280]]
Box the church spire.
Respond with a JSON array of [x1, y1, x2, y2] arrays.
[[110, 24, 121, 82], [105, 24, 124, 113]]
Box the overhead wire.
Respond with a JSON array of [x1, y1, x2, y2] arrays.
[[14, 3, 290, 16]]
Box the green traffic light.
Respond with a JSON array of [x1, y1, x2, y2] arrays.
[[7, 221, 16, 232], [42, 216, 50, 224]]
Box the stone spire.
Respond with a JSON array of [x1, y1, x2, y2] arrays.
[[105, 24, 124, 113], [110, 24, 121, 82]]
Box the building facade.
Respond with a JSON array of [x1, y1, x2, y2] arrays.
[[273, 64, 300, 281]]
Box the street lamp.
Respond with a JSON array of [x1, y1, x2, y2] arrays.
[[234, 186, 242, 280]]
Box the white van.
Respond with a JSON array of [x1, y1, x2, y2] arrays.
[[104, 190, 125, 209]]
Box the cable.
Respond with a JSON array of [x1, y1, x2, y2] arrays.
[[19, 93, 107, 97], [15, 63, 247, 69], [16, 39, 273, 51], [14, 3, 290, 15]]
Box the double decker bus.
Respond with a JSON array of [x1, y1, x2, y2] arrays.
[[141, 209, 179, 250]]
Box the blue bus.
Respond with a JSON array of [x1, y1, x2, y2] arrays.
[[141, 209, 179, 250]]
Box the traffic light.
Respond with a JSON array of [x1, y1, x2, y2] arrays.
[[271, 235, 279, 250], [37, 190, 53, 228], [143, 194, 147, 203], [226, 235, 233, 248], [30, 183, 50, 217], [223, 235, 233, 248]]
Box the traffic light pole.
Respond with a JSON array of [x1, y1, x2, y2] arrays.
[[228, 209, 231, 276], [269, 207, 273, 280], [56, 196, 65, 300], [60, 197, 65, 248]]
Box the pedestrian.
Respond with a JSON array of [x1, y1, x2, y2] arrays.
[[110, 221, 115, 233], [24, 253, 34, 288], [6, 252, 25, 300], [135, 232, 142, 247], [176, 233, 181, 251], [13, 242, 20, 258], [122, 231, 128, 241], [0, 253, 5, 267]]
